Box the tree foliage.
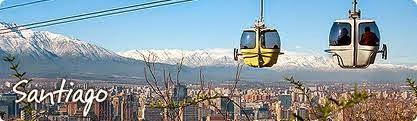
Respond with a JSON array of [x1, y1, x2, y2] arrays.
[[3, 55, 40, 121]]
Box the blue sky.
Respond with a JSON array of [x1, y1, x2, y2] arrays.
[[0, 0, 416, 65]]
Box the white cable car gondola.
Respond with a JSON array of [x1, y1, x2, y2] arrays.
[[325, 0, 387, 69], [234, 0, 283, 68]]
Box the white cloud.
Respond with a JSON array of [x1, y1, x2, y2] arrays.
[[414, 0, 417, 5]]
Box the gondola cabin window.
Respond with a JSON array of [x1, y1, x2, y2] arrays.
[[329, 22, 352, 46], [359, 22, 380, 46], [240, 31, 256, 49], [261, 30, 280, 49]]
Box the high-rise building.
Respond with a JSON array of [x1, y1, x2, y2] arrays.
[[122, 94, 139, 121], [256, 104, 271, 120], [279, 94, 292, 110], [0, 93, 18, 119], [220, 98, 235, 120], [279, 92, 292, 121], [94, 99, 113, 121], [183, 105, 199, 121], [112, 95, 123, 121]]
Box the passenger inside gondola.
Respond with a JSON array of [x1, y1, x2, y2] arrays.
[[261, 34, 266, 48], [360, 27, 379, 46], [263, 31, 280, 49], [337, 28, 351, 46]]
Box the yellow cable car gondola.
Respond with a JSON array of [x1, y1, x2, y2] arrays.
[[325, 0, 387, 69], [234, 0, 283, 68]]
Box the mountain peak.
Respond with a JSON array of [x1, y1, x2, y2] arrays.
[[0, 22, 123, 61], [0, 22, 34, 39]]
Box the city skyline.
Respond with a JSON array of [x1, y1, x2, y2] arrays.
[[1, 78, 416, 120]]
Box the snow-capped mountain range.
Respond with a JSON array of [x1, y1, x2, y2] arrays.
[[0, 22, 146, 80], [118, 49, 417, 81], [118, 49, 415, 72], [118, 49, 237, 67], [0, 22, 123, 61], [0, 22, 416, 81]]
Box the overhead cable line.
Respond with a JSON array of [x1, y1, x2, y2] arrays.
[[0, 0, 194, 34], [0, 0, 54, 11], [0, 0, 172, 31]]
